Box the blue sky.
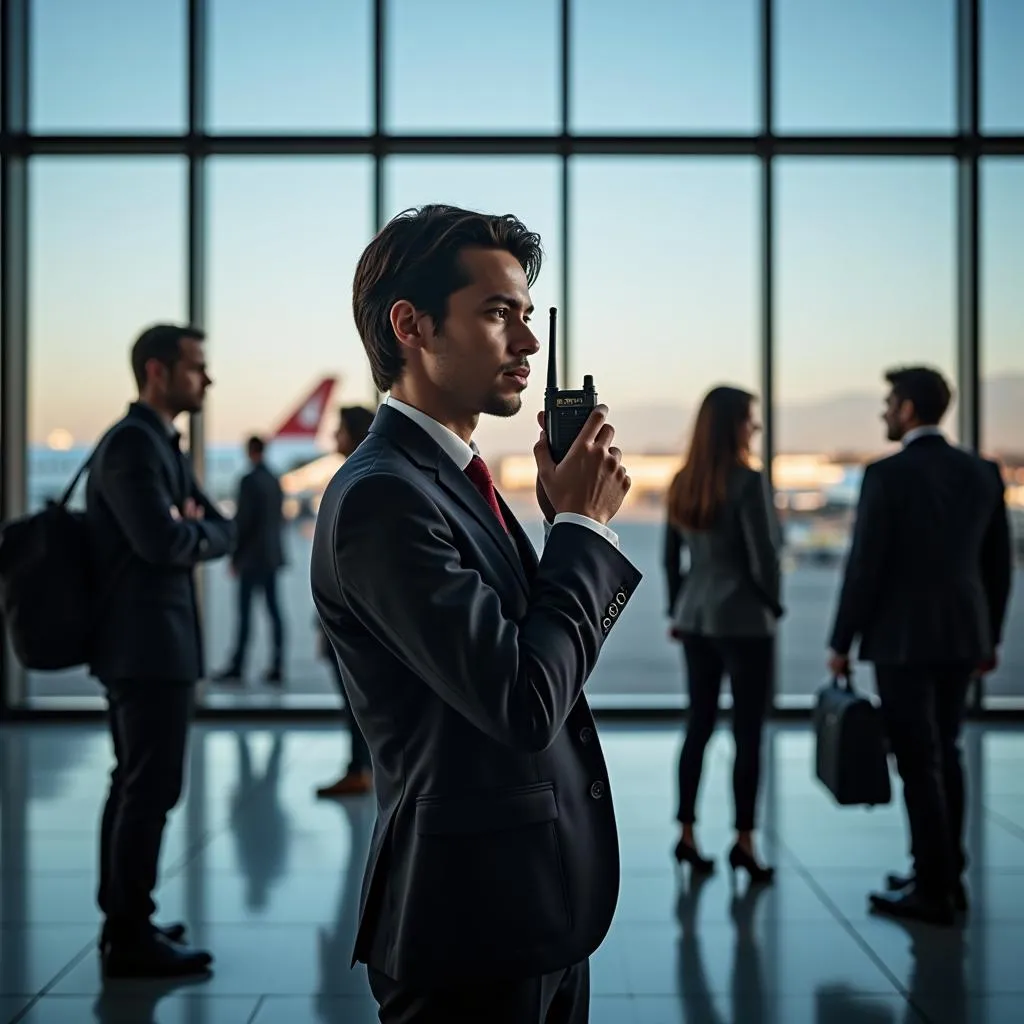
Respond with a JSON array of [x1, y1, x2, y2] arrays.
[[22, 0, 1024, 458]]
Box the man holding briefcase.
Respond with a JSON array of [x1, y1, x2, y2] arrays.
[[827, 366, 1012, 926]]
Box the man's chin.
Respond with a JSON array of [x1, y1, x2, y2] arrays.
[[482, 394, 523, 419]]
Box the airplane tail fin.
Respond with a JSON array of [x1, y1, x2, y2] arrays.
[[271, 376, 338, 440]]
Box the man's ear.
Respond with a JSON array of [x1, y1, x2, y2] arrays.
[[390, 300, 433, 353], [144, 357, 168, 390]]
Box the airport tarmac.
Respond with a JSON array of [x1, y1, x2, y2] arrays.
[[23, 518, 1024, 709]]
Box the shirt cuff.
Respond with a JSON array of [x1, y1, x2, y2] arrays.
[[543, 513, 620, 550]]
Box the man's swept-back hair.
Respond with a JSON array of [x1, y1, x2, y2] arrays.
[[352, 204, 544, 392], [884, 365, 954, 426], [131, 323, 205, 391]]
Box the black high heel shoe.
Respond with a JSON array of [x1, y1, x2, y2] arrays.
[[673, 838, 716, 874], [728, 843, 775, 885]]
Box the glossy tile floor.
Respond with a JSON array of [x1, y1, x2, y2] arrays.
[[1, 721, 1022, 1023]]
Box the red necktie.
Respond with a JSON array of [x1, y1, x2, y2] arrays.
[[464, 454, 509, 533]]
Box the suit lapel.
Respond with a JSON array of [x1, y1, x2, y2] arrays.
[[436, 459, 530, 594], [125, 407, 189, 506], [371, 406, 530, 595], [497, 493, 539, 579]]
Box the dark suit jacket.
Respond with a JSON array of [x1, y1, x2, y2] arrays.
[[829, 434, 1012, 666], [310, 405, 643, 987], [233, 463, 285, 575], [664, 465, 784, 637], [85, 402, 236, 683]]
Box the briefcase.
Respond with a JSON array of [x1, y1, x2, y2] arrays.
[[813, 675, 892, 807]]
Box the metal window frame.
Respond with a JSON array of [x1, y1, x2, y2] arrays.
[[3, 0, 1023, 719]]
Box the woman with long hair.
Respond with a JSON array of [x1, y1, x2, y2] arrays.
[[664, 385, 783, 884]]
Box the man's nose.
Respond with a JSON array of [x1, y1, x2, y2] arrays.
[[512, 322, 541, 355]]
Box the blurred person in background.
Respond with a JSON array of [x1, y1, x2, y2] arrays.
[[828, 366, 1012, 925], [315, 405, 377, 798], [213, 434, 286, 685], [663, 386, 783, 885], [87, 323, 235, 977]]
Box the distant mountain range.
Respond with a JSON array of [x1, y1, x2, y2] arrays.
[[773, 373, 1024, 456], [475, 373, 1024, 458]]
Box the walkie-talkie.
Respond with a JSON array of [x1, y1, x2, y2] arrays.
[[544, 307, 598, 464]]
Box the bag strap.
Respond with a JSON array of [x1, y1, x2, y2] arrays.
[[58, 451, 96, 507], [61, 415, 186, 509], [833, 670, 855, 693]]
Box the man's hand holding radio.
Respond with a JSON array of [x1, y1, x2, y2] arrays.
[[534, 406, 631, 526]]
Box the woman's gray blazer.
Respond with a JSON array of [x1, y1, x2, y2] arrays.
[[664, 465, 784, 638]]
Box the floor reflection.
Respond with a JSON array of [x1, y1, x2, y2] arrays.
[[1, 721, 1023, 1023], [674, 874, 772, 1023], [229, 731, 289, 912], [315, 798, 376, 1024]]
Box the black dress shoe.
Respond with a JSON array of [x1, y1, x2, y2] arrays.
[[869, 885, 955, 926], [885, 872, 968, 913], [99, 921, 187, 953], [102, 932, 214, 979], [885, 871, 914, 891], [159, 922, 188, 943]]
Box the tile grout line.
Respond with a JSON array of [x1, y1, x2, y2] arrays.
[[3, 747, 308, 1023], [7, 939, 99, 1024], [763, 824, 933, 1023], [160, 747, 309, 878], [983, 805, 1024, 843], [245, 994, 266, 1024]]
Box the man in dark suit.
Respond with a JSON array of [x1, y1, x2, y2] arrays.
[[87, 323, 236, 976], [315, 405, 376, 799], [828, 366, 1012, 926], [214, 435, 286, 684], [311, 204, 642, 1023]]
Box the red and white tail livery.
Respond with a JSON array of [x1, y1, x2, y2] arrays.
[[271, 376, 337, 441]]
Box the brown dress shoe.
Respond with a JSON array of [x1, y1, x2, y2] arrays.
[[315, 770, 373, 798]]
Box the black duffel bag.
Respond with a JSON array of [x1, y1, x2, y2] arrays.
[[813, 674, 892, 808], [0, 455, 97, 671]]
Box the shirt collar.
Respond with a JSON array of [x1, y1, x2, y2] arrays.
[[382, 395, 477, 471], [130, 400, 181, 443], [902, 425, 944, 448]]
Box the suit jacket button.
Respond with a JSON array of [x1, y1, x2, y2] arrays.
[[580, 726, 593, 745], [590, 781, 605, 800]]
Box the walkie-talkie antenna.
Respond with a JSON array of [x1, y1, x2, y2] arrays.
[[546, 307, 558, 394]]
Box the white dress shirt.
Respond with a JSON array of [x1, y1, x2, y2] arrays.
[[382, 395, 620, 550], [902, 425, 944, 447]]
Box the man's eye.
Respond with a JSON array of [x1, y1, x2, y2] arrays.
[[491, 308, 508, 320]]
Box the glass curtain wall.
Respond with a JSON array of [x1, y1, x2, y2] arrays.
[[2, 0, 1023, 712]]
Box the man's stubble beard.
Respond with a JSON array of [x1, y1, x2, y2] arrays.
[[171, 389, 204, 418], [481, 390, 523, 419], [433, 331, 523, 420]]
